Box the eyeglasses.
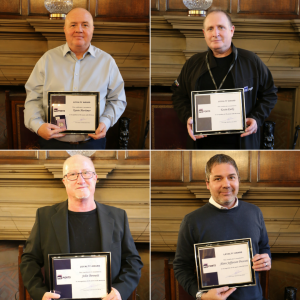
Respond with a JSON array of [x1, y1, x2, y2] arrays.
[[64, 171, 95, 181]]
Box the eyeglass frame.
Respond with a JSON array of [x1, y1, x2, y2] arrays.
[[63, 171, 96, 181]]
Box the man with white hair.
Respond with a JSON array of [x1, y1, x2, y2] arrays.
[[20, 154, 142, 300]]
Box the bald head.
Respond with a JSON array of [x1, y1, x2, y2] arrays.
[[63, 154, 95, 176], [64, 7, 94, 56], [65, 8, 93, 26]]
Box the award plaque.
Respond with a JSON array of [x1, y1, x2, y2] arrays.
[[49, 252, 111, 299], [194, 238, 256, 291], [47, 92, 99, 134], [191, 88, 246, 136]]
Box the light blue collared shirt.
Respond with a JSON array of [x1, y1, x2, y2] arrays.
[[24, 43, 126, 142]]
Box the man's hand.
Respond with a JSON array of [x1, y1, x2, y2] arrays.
[[240, 118, 257, 137], [42, 292, 60, 300], [37, 123, 66, 140], [88, 122, 106, 140], [252, 253, 271, 271], [202, 287, 236, 300], [102, 287, 122, 300], [187, 117, 207, 141]]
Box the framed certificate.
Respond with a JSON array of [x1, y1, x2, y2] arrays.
[[49, 252, 111, 299], [191, 88, 246, 136], [194, 238, 256, 291], [47, 92, 99, 134]]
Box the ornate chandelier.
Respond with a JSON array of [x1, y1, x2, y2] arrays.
[[44, 0, 73, 20], [66, 151, 96, 157], [183, 0, 213, 17]]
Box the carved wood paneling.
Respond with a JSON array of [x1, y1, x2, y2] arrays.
[[28, 0, 48, 16], [237, 0, 299, 15], [151, 150, 300, 253], [0, 0, 21, 15], [0, 150, 149, 164], [126, 151, 150, 159], [0, 150, 150, 241], [95, 0, 149, 21], [151, 151, 183, 182], [0, 151, 38, 162], [152, 0, 300, 19], [151, 0, 159, 11], [258, 151, 300, 182], [190, 151, 250, 182], [47, 151, 118, 160]]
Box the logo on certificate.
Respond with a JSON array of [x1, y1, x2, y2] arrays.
[[56, 269, 72, 285], [198, 108, 210, 114]]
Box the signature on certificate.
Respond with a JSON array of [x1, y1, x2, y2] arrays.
[[220, 117, 237, 123]]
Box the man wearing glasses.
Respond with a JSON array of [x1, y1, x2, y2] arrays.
[[20, 154, 143, 300]]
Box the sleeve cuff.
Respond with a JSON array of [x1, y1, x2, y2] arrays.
[[30, 120, 45, 134], [99, 117, 111, 131]]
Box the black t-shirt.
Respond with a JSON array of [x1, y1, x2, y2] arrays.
[[196, 52, 240, 149], [68, 208, 101, 253]]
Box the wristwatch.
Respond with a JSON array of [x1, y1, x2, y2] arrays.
[[196, 291, 207, 299]]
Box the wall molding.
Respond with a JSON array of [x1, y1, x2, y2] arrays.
[[0, 19, 149, 86], [152, 186, 300, 252], [0, 161, 149, 242]]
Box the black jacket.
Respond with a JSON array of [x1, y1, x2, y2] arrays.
[[20, 201, 143, 300], [171, 44, 278, 149]]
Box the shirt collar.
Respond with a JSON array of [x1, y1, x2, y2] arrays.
[[209, 196, 239, 210], [63, 43, 95, 58]]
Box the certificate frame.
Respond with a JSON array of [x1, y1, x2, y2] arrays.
[[49, 252, 111, 300], [47, 91, 99, 134], [194, 238, 256, 291], [191, 88, 246, 136]]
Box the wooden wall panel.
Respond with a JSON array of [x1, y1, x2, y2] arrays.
[[0, 151, 37, 163], [190, 151, 250, 182], [47, 151, 118, 160], [0, 150, 149, 164], [28, 0, 48, 16], [126, 151, 150, 159], [237, 0, 299, 15], [151, 0, 159, 11], [258, 152, 300, 182], [0, 0, 21, 15], [0, 0, 148, 21], [152, 0, 300, 19], [0, 150, 149, 241], [95, 0, 149, 21], [151, 151, 183, 182], [151, 150, 300, 253]]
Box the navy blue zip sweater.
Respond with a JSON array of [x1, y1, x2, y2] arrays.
[[173, 200, 271, 300]]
